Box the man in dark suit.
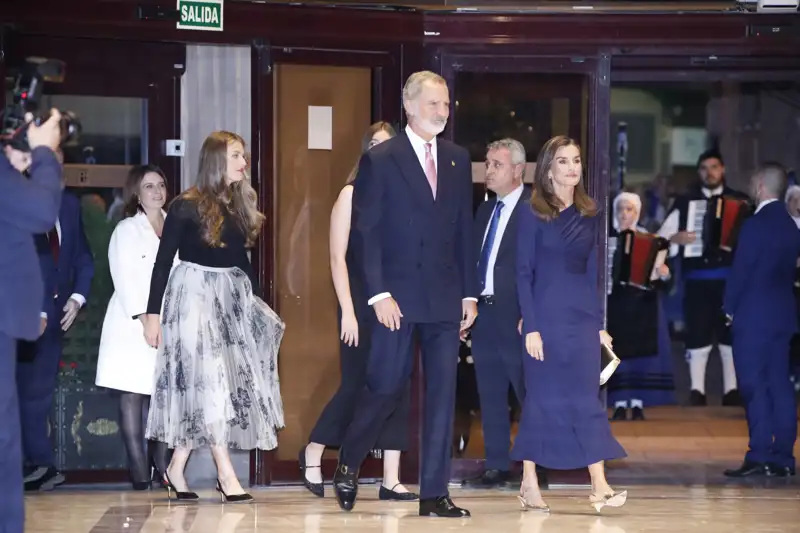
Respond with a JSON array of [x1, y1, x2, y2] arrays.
[[723, 163, 799, 478], [332, 71, 477, 517], [17, 149, 94, 491], [462, 138, 528, 488], [0, 111, 64, 533]]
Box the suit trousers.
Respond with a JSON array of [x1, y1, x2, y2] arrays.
[[470, 302, 525, 471], [16, 325, 62, 467], [734, 332, 797, 468], [0, 331, 24, 533], [340, 318, 460, 499]]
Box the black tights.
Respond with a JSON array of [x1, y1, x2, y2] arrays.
[[119, 392, 170, 483]]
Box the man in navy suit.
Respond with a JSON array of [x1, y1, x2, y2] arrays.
[[724, 163, 800, 478], [17, 146, 94, 491], [332, 71, 477, 517], [0, 111, 64, 533], [463, 138, 529, 488]]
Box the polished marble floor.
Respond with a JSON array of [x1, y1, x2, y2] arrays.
[[23, 482, 800, 533]]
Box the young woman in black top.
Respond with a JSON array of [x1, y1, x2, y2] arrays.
[[142, 131, 285, 503]]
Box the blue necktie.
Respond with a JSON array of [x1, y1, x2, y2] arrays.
[[478, 201, 504, 289]]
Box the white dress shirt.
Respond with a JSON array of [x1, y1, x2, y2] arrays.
[[41, 218, 87, 319], [368, 126, 476, 306], [754, 198, 777, 214], [657, 185, 724, 257], [480, 184, 524, 296]]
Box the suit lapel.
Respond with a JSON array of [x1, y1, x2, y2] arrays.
[[392, 133, 435, 206], [496, 190, 529, 260], [435, 141, 455, 207]]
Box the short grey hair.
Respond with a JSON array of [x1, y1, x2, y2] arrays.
[[403, 71, 447, 103], [487, 138, 526, 166], [755, 162, 788, 198]]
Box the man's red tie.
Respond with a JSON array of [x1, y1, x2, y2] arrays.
[[48, 227, 60, 264]]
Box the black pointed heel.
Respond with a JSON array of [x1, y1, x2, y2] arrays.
[[299, 448, 324, 497], [215, 480, 253, 503], [164, 473, 199, 501]]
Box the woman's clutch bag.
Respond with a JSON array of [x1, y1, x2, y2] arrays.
[[600, 342, 621, 386]]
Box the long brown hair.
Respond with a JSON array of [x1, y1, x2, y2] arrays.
[[122, 164, 168, 218], [182, 131, 265, 248], [345, 121, 397, 184], [530, 135, 597, 221]]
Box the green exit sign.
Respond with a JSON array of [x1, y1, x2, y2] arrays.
[[177, 0, 224, 32]]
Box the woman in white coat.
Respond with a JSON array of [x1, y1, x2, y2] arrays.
[[95, 164, 177, 490]]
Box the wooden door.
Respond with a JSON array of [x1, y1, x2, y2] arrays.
[[272, 63, 372, 465]]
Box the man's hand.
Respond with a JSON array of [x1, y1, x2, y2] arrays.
[[461, 300, 478, 332], [373, 297, 403, 331], [60, 298, 81, 331], [39, 317, 47, 337], [670, 231, 696, 246], [26, 109, 62, 152]]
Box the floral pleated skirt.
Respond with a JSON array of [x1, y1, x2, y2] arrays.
[[145, 261, 285, 451]]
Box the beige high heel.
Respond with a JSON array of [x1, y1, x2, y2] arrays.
[[589, 490, 627, 513], [517, 485, 550, 513]]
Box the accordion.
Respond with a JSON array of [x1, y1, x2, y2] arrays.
[[705, 196, 750, 253], [615, 229, 670, 291]]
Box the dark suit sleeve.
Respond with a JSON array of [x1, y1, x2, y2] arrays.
[[516, 208, 538, 335], [456, 149, 478, 299], [353, 152, 386, 301], [723, 221, 759, 318], [0, 147, 62, 233], [71, 203, 95, 300]]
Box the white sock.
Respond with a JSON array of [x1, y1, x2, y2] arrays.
[[614, 400, 628, 409], [718, 344, 738, 393], [687, 346, 712, 394], [630, 399, 643, 409]]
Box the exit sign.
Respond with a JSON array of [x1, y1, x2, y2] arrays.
[[177, 0, 223, 32]]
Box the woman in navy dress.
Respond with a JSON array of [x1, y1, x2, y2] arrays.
[[513, 135, 627, 513]]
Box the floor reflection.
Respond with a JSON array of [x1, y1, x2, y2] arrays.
[[22, 484, 799, 533]]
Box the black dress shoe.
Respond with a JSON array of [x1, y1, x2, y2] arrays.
[[419, 496, 470, 517], [689, 390, 707, 406], [631, 406, 645, 421], [724, 461, 767, 478], [379, 483, 419, 501], [462, 469, 511, 488], [332, 463, 358, 511], [766, 464, 796, 477], [722, 390, 742, 407], [610, 407, 627, 421]]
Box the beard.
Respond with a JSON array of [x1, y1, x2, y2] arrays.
[[418, 116, 447, 137]]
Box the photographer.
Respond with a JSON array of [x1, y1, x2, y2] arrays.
[[0, 110, 64, 533]]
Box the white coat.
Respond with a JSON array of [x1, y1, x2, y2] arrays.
[[95, 211, 177, 395]]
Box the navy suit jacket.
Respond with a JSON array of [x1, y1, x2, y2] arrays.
[[0, 148, 63, 341], [724, 200, 800, 338], [34, 191, 95, 328], [473, 186, 532, 326], [352, 132, 477, 323]]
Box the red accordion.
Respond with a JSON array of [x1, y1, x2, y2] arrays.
[[706, 196, 750, 253], [615, 229, 670, 291]]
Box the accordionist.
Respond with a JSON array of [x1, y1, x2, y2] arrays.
[[657, 149, 749, 407]]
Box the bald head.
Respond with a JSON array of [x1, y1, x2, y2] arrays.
[[751, 163, 787, 203]]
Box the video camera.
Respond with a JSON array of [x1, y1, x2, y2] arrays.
[[1, 57, 81, 151]]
